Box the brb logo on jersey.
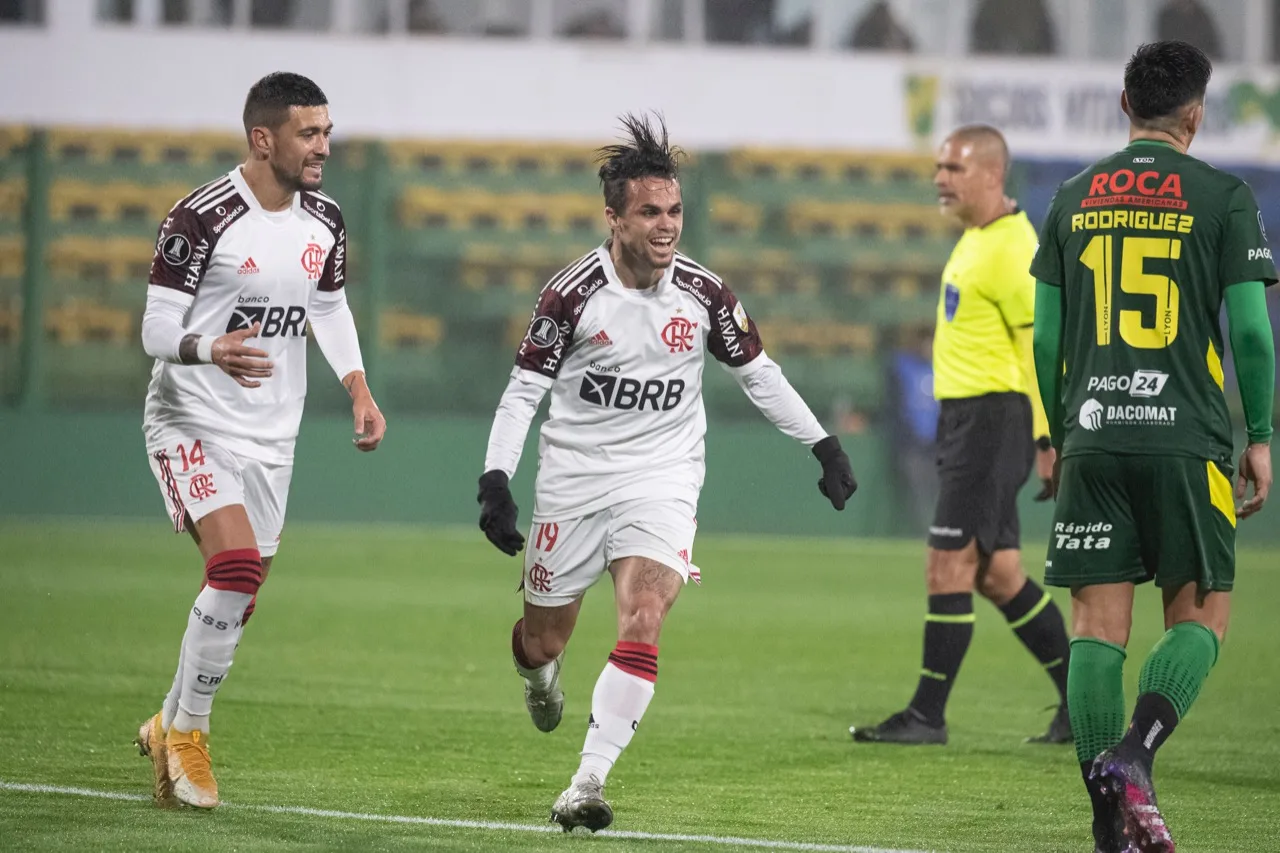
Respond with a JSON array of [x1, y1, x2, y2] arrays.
[[226, 302, 309, 337], [300, 242, 326, 281], [661, 315, 697, 353], [579, 373, 686, 411]]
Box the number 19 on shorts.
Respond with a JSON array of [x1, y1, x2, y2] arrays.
[[1080, 235, 1181, 349]]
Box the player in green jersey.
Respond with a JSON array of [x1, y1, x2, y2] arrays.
[[1031, 41, 1276, 853]]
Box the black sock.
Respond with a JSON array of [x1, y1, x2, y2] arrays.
[[1117, 692, 1179, 771], [999, 579, 1070, 705], [1081, 760, 1120, 847], [907, 592, 974, 727]]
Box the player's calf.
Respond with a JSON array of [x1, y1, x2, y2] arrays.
[[164, 547, 262, 808], [512, 618, 564, 733]]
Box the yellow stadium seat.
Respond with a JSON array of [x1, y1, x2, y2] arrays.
[[0, 304, 18, 342], [49, 180, 187, 224], [786, 200, 952, 241], [398, 187, 602, 233], [0, 180, 25, 220], [704, 247, 819, 296], [0, 237, 24, 279], [708, 195, 763, 235], [48, 128, 242, 166], [728, 148, 935, 185], [755, 320, 876, 355], [48, 237, 154, 282], [380, 311, 444, 349], [45, 298, 133, 344], [386, 140, 599, 176], [0, 126, 30, 159]]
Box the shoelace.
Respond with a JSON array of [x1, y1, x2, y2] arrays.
[[171, 740, 215, 787]]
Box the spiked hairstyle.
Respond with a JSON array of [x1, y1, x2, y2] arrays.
[[596, 113, 685, 213]]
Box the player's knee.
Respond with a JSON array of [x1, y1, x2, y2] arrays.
[[521, 625, 568, 667], [204, 548, 264, 596], [926, 547, 978, 594], [618, 599, 666, 645]]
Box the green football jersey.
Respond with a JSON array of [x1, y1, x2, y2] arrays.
[[1031, 140, 1277, 462]]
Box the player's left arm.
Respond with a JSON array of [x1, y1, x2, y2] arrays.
[[1220, 182, 1278, 517], [708, 284, 857, 510], [308, 225, 385, 452], [987, 242, 1054, 494]]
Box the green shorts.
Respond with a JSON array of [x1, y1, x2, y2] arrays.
[[1045, 453, 1236, 592]]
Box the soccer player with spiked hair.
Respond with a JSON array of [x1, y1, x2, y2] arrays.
[[1032, 41, 1275, 852], [476, 113, 857, 831]]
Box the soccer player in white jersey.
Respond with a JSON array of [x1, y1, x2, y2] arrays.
[[477, 114, 858, 832], [132, 72, 386, 809]]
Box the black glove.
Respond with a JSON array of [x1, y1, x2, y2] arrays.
[[477, 470, 525, 556], [812, 435, 857, 511]]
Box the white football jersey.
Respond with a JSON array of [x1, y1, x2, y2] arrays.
[[143, 166, 348, 463], [515, 245, 764, 520]]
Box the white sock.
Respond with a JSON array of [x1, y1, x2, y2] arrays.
[[515, 658, 558, 692], [572, 649, 657, 787], [174, 586, 252, 731], [161, 645, 184, 731]]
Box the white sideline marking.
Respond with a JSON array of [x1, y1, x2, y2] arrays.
[[0, 780, 932, 853]]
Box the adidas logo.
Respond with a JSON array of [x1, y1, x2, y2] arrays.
[[588, 330, 612, 346], [237, 257, 260, 275]]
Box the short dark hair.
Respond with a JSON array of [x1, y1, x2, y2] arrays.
[[1124, 41, 1212, 127], [243, 72, 328, 139], [596, 113, 684, 213]]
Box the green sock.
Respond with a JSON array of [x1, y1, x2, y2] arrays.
[[1138, 621, 1220, 719], [1067, 637, 1127, 765]]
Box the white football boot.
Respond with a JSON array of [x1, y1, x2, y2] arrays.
[[515, 652, 564, 733], [550, 775, 614, 833]]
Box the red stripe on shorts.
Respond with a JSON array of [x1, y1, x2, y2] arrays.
[[153, 451, 186, 533]]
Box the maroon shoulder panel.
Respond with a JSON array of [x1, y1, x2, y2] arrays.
[[148, 177, 248, 297], [514, 254, 608, 379], [301, 192, 347, 292], [671, 255, 763, 368]]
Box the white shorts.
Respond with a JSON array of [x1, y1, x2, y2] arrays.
[[522, 498, 700, 607], [147, 435, 293, 558]]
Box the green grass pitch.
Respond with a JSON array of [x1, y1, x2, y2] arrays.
[[1, 520, 1277, 852]]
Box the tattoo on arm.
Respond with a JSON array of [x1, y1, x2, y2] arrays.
[[178, 333, 202, 365], [343, 371, 366, 398]]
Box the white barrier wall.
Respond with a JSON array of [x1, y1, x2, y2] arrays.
[[3, 27, 1280, 163]]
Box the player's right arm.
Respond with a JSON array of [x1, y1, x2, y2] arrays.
[[141, 203, 273, 386], [477, 286, 568, 555]]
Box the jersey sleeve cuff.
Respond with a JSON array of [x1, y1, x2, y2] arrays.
[[147, 284, 195, 307]]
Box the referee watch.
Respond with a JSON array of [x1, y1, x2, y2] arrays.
[[1035, 435, 1053, 452]]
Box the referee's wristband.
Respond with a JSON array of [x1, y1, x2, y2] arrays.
[[1035, 435, 1052, 452], [195, 335, 216, 364]]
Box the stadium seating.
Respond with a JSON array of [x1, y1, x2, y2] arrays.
[[3, 125, 973, 416]]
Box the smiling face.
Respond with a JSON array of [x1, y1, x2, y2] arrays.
[[258, 104, 332, 192], [605, 176, 683, 272]]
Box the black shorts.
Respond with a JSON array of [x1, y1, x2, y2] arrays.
[[929, 392, 1034, 554]]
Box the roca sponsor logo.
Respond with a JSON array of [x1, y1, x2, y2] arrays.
[[225, 304, 309, 337], [1053, 521, 1113, 551], [578, 373, 686, 411], [210, 204, 245, 235], [1248, 247, 1273, 261], [1086, 369, 1168, 398]]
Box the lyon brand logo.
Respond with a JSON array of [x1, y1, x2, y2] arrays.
[[661, 316, 697, 353]]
